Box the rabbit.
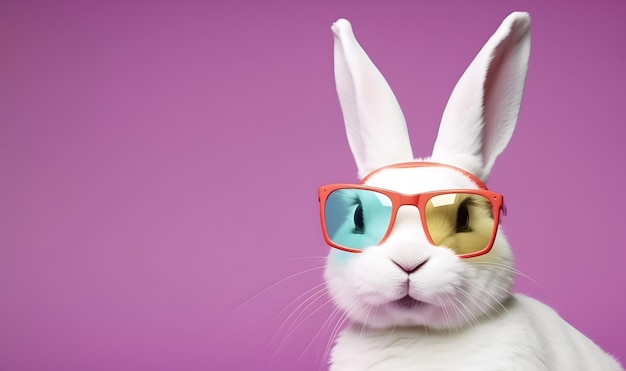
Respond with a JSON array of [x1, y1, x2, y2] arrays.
[[321, 12, 622, 371]]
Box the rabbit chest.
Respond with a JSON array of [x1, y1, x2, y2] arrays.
[[329, 295, 621, 371]]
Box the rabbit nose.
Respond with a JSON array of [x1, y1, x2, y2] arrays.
[[392, 258, 429, 274]]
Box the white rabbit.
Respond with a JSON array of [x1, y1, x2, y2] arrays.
[[321, 12, 622, 370]]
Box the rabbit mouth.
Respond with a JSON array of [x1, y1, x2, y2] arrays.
[[392, 295, 422, 310]]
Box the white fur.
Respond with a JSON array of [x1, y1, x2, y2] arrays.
[[331, 295, 620, 371], [432, 13, 531, 182], [325, 12, 622, 370], [332, 18, 414, 179]]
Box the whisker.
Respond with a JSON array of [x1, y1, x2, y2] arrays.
[[383, 317, 399, 346], [266, 283, 328, 353], [456, 286, 496, 321], [316, 310, 339, 371], [234, 265, 325, 311], [465, 261, 549, 295], [299, 300, 349, 365], [446, 295, 473, 329], [453, 295, 480, 328], [442, 296, 461, 331], [463, 279, 510, 313], [359, 305, 372, 339], [271, 294, 336, 363], [285, 255, 328, 262], [437, 296, 453, 333], [275, 281, 328, 320], [323, 308, 349, 366], [323, 298, 366, 366], [283, 294, 335, 341]]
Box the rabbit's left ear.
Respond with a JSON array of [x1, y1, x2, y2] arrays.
[[431, 12, 531, 182], [333, 19, 414, 179]]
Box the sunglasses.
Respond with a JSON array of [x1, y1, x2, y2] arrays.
[[318, 162, 506, 258]]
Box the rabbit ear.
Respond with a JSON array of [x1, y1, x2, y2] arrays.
[[332, 19, 414, 179], [431, 12, 531, 182]]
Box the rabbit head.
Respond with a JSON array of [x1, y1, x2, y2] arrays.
[[323, 12, 531, 330]]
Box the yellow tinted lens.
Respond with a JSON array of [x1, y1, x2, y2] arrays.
[[425, 193, 495, 255]]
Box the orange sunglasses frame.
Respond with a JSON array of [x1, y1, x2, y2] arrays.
[[318, 162, 506, 259]]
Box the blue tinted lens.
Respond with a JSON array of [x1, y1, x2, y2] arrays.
[[324, 189, 393, 250]]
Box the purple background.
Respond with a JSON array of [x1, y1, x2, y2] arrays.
[[2, 0, 625, 369]]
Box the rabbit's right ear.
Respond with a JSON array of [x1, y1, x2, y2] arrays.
[[332, 19, 414, 179]]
